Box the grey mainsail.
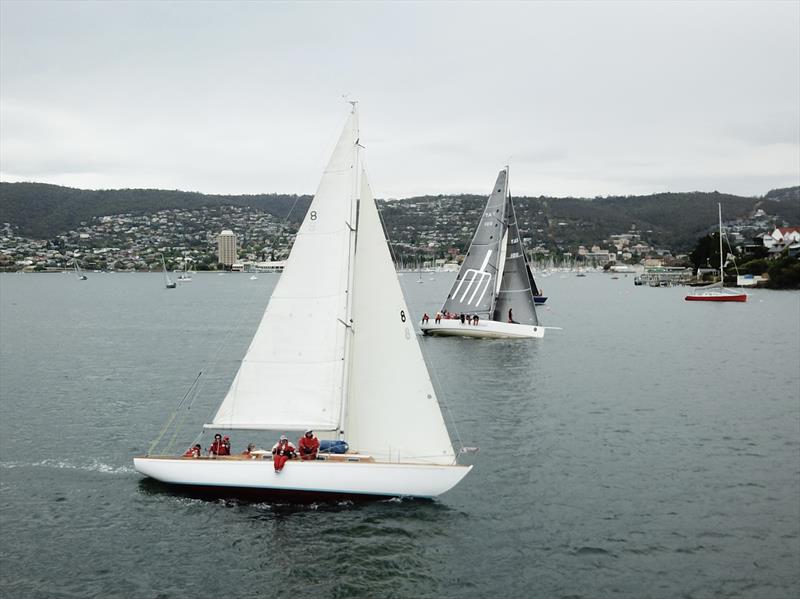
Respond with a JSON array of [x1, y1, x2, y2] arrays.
[[493, 194, 539, 326], [441, 169, 508, 318]]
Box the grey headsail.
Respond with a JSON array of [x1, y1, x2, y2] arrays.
[[442, 169, 509, 318], [493, 194, 539, 326], [527, 264, 542, 297]]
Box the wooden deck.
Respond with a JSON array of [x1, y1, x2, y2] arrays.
[[156, 453, 376, 463]]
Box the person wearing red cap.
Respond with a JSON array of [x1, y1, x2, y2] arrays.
[[220, 435, 231, 456], [298, 430, 320, 461]]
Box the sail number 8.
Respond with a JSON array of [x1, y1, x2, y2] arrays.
[[400, 310, 406, 322]]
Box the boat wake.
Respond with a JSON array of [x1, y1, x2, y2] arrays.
[[0, 458, 135, 475]]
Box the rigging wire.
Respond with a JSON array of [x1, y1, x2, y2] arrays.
[[148, 275, 271, 455], [721, 229, 743, 279], [266, 191, 306, 262], [368, 157, 401, 268], [147, 370, 203, 455]]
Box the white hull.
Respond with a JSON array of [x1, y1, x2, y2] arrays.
[[134, 456, 472, 499], [420, 319, 545, 339]]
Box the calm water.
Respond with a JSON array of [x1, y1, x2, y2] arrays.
[[1, 272, 798, 598]]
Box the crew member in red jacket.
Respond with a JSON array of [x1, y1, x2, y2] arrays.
[[220, 436, 231, 456], [298, 430, 320, 461], [271, 435, 296, 472], [183, 443, 201, 458], [208, 433, 224, 456]]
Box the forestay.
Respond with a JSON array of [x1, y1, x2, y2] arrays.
[[207, 113, 358, 431], [442, 169, 508, 318], [346, 172, 456, 465]]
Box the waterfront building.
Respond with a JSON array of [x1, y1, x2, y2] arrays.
[[217, 230, 237, 266]]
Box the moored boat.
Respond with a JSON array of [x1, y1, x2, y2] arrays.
[[685, 287, 747, 302], [685, 204, 747, 303]]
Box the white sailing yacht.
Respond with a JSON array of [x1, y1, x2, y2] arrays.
[[134, 106, 472, 499], [685, 203, 747, 302], [421, 168, 546, 339]]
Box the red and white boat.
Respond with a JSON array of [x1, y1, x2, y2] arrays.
[[685, 204, 747, 303], [685, 285, 747, 302]]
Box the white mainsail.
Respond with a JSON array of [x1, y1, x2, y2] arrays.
[[346, 172, 456, 465], [208, 112, 359, 431]]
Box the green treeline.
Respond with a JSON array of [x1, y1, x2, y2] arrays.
[[0, 182, 312, 239], [390, 187, 799, 252], [0, 182, 798, 253]]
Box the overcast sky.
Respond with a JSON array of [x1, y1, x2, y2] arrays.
[[1, 1, 798, 199]]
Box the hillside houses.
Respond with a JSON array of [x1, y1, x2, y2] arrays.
[[763, 227, 800, 258], [0, 205, 292, 272], [1, 197, 797, 273]]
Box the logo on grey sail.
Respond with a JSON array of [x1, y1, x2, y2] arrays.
[[453, 251, 493, 306]]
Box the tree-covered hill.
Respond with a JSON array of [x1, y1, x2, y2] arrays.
[[1, 181, 797, 253], [0, 182, 312, 239], [395, 187, 799, 252]]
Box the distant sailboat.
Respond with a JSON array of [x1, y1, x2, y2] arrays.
[[685, 204, 747, 302], [161, 255, 177, 289], [134, 106, 472, 499], [421, 168, 546, 338], [74, 260, 87, 281], [178, 263, 193, 282]]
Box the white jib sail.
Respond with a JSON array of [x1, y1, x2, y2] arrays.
[[208, 112, 359, 431], [346, 171, 457, 465]]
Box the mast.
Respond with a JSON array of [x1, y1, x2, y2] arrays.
[[718, 203, 723, 285], [490, 166, 511, 316], [338, 101, 360, 440]]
